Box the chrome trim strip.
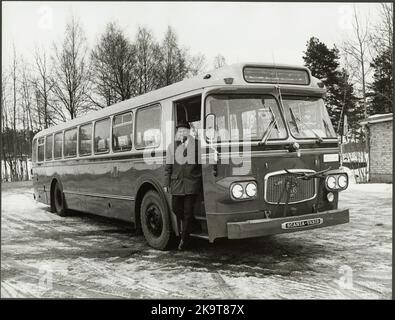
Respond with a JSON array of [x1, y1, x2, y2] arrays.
[[34, 156, 167, 168], [202, 148, 340, 158], [264, 169, 317, 204], [63, 190, 135, 201]]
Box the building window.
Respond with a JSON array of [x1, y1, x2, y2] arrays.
[[37, 137, 44, 162], [135, 105, 162, 149], [94, 118, 110, 153], [45, 135, 53, 161], [79, 123, 92, 156], [64, 128, 77, 157], [54, 132, 63, 159], [113, 112, 133, 152]]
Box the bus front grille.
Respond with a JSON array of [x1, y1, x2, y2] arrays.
[[264, 170, 317, 204]]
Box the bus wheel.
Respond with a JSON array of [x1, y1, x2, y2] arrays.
[[140, 190, 174, 250], [53, 181, 68, 217]]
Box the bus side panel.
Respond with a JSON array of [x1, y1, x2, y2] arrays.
[[113, 154, 168, 221], [76, 158, 119, 219], [60, 160, 85, 212]]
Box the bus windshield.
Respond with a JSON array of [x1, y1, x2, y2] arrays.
[[205, 94, 287, 142], [282, 96, 337, 139]]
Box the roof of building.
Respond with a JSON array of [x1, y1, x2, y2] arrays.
[[360, 113, 393, 125]]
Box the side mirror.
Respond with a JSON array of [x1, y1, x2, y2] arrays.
[[205, 113, 217, 142]]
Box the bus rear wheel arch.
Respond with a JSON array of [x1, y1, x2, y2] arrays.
[[140, 190, 176, 250], [50, 179, 68, 217]]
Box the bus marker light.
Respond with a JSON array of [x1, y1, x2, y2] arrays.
[[323, 154, 339, 162], [224, 77, 234, 84]]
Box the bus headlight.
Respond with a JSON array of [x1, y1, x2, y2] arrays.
[[245, 182, 257, 197], [230, 181, 258, 200], [327, 192, 334, 202], [338, 174, 348, 189], [231, 183, 244, 199], [326, 176, 337, 190], [325, 173, 348, 191]]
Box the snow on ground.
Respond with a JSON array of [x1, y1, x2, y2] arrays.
[[1, 181, 392, 299]]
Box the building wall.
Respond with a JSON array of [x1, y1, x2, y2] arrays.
[[369, 120, 393, 183]]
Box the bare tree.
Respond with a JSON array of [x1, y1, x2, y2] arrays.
[[213, 54, 226, 69], [17, 59, 30, 180], [341, 6, 372, 121], [51, 16, 91, 119], [33, 47, 60, 128], [186, 52, 207, 77], [157, 26, 189, 87], [90, 22, 137, 107], [370, 3, 393, 56], [1, 71, 10, 181], [134, 26, 161, 95], [10, 45, 18, 180]]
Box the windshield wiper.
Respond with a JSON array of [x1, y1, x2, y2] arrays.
[[289, 108, 323, 143], [258, 107, 278, 146], [289, 108, 301, 134]]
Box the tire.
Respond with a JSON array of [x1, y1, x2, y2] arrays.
[[140, 190, 175, 250], [52, 181, 68, 217]]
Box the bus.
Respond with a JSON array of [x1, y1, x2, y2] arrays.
[[32, 62, 350, 250]]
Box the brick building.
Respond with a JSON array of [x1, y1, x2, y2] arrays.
[[361, 113, 393, 183]]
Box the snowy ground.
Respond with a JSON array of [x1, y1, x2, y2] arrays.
[[1, 180, 392, 299]]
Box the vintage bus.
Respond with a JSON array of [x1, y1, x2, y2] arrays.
[[32, 62, 349, 250]]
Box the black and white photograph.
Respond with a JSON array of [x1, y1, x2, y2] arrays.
[[1, 1, 393, 302]]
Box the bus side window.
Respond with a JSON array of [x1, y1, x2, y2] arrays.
[[135, 104, 161, 149], [79, 123, 92, 156], [113, 112, 133, 152], [64, 128, 77, 157], [32, 139, 37, 162], [45, 134, 53, 161], [37, 138, 45, 162], [54, 132, 63, 159], [94, 118, 110, 154]]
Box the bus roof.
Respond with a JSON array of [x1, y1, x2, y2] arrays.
[[33, 62, 321, 139]]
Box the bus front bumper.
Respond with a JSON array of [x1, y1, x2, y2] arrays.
[[227, 208, 349, 239]]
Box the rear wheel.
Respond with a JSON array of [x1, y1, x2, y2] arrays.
[[140, 190, 175, 250], [52, 181, 68, 217]]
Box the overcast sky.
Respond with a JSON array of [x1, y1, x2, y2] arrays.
[[2, 1, 384, 70]]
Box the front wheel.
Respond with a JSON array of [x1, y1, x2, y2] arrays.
[[140, 190, 175, 250]]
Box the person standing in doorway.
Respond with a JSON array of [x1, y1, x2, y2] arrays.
[[164, 122, 202, 250]]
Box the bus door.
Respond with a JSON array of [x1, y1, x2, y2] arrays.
[[173, 95, 206, 222]]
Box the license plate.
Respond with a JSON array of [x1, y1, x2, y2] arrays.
[[281, 217, 323, 230]]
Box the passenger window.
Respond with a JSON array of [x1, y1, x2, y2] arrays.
[[32, 139, 37, 162], [54, 132, 63, 159], [45, 135, 53, 161], [135, 105, 162, 149], [113, 112, 133, 152], [64, 128, 77, 157], [94, 118, 110, 153], [37, 137, 44, 162], [79, 123, 92, 156]]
